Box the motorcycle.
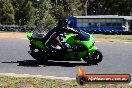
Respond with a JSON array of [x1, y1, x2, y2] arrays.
[[27, 30, 103, 65]]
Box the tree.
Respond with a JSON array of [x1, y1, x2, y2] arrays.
[[23, 1, 37, 27], [37, 0, 55, 29], [84, 0, 132, 15], [0, 1, 3, 23], [0, 0, 15, 24], [1, 0, 132, 26], [68, 0, 82, 16], [40, 12, 56, 29], [51, 2, 64, 19], [11, 0, 27, 25]]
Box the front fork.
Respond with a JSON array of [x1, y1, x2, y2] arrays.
[[89, 46, 98, 57]]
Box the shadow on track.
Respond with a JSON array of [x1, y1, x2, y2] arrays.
[[2, 60, 39, 67], [2, 60, 97, 67]]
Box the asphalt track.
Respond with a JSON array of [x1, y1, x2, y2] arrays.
[[0, 38, 132, 78]]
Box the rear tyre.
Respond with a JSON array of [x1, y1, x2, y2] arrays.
[[30, 51, 48, 65], [36, 51, 48, 65]]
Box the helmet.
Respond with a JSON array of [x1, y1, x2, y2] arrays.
[[57, 18, 69, 28]]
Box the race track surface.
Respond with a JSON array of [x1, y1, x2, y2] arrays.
[[0, 38, 132, 78]]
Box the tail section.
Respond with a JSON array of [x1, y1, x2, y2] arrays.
[[27, 32, 33, 40]]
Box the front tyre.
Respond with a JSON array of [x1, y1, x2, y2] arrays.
[[83, 49, 103, 64], [90, 49, 103, 64]]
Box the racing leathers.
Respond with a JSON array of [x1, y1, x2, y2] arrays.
[[44, 26, 79, 50]]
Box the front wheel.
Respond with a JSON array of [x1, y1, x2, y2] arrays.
[[91, 49, 103, 64], [83, 49, 103, 64]]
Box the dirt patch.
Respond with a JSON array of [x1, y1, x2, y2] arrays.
[[0, 32, 131, 42], [94, 38, 132, 42], [0, 32, 26, 38]]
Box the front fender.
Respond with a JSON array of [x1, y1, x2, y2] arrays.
[[89, 46, 98, 56]]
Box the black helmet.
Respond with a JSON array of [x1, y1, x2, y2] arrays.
[[57, 18, 69, 28]]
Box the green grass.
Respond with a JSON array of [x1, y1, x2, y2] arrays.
[[1, 32, 132, 41], [0, 76, 131, 88], [92, 34, 132, 41]]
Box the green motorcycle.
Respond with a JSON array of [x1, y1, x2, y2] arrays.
[[27, 30, 103, 65]]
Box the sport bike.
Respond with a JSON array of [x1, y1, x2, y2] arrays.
[[27, 30, 103, 65]]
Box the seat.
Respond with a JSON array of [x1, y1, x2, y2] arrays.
[[32, 32, 45, 40]]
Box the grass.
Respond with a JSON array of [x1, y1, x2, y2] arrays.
[[92, 34, 132, 41], [0, 32, 132, 42], [0, 76, 131, 88]]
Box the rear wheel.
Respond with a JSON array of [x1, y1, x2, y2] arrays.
[[83, 49, 103, 64], [29, 48, 48, 65], [36, 51, 48, 65], [35, 52, 48, 65]]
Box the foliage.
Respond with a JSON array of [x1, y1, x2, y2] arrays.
[[36, 0, 55, 29], [0, 76, 131, 88], [23, 1, 37, 27], [0, 0, 15, 24], [0, 0, 132, 29], [85, 0, 132, 15]]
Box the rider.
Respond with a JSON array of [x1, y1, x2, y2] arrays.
[[44, 18, 79, 50]]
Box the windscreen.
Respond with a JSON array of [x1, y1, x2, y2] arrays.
[[75, 30, 90, 41]]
